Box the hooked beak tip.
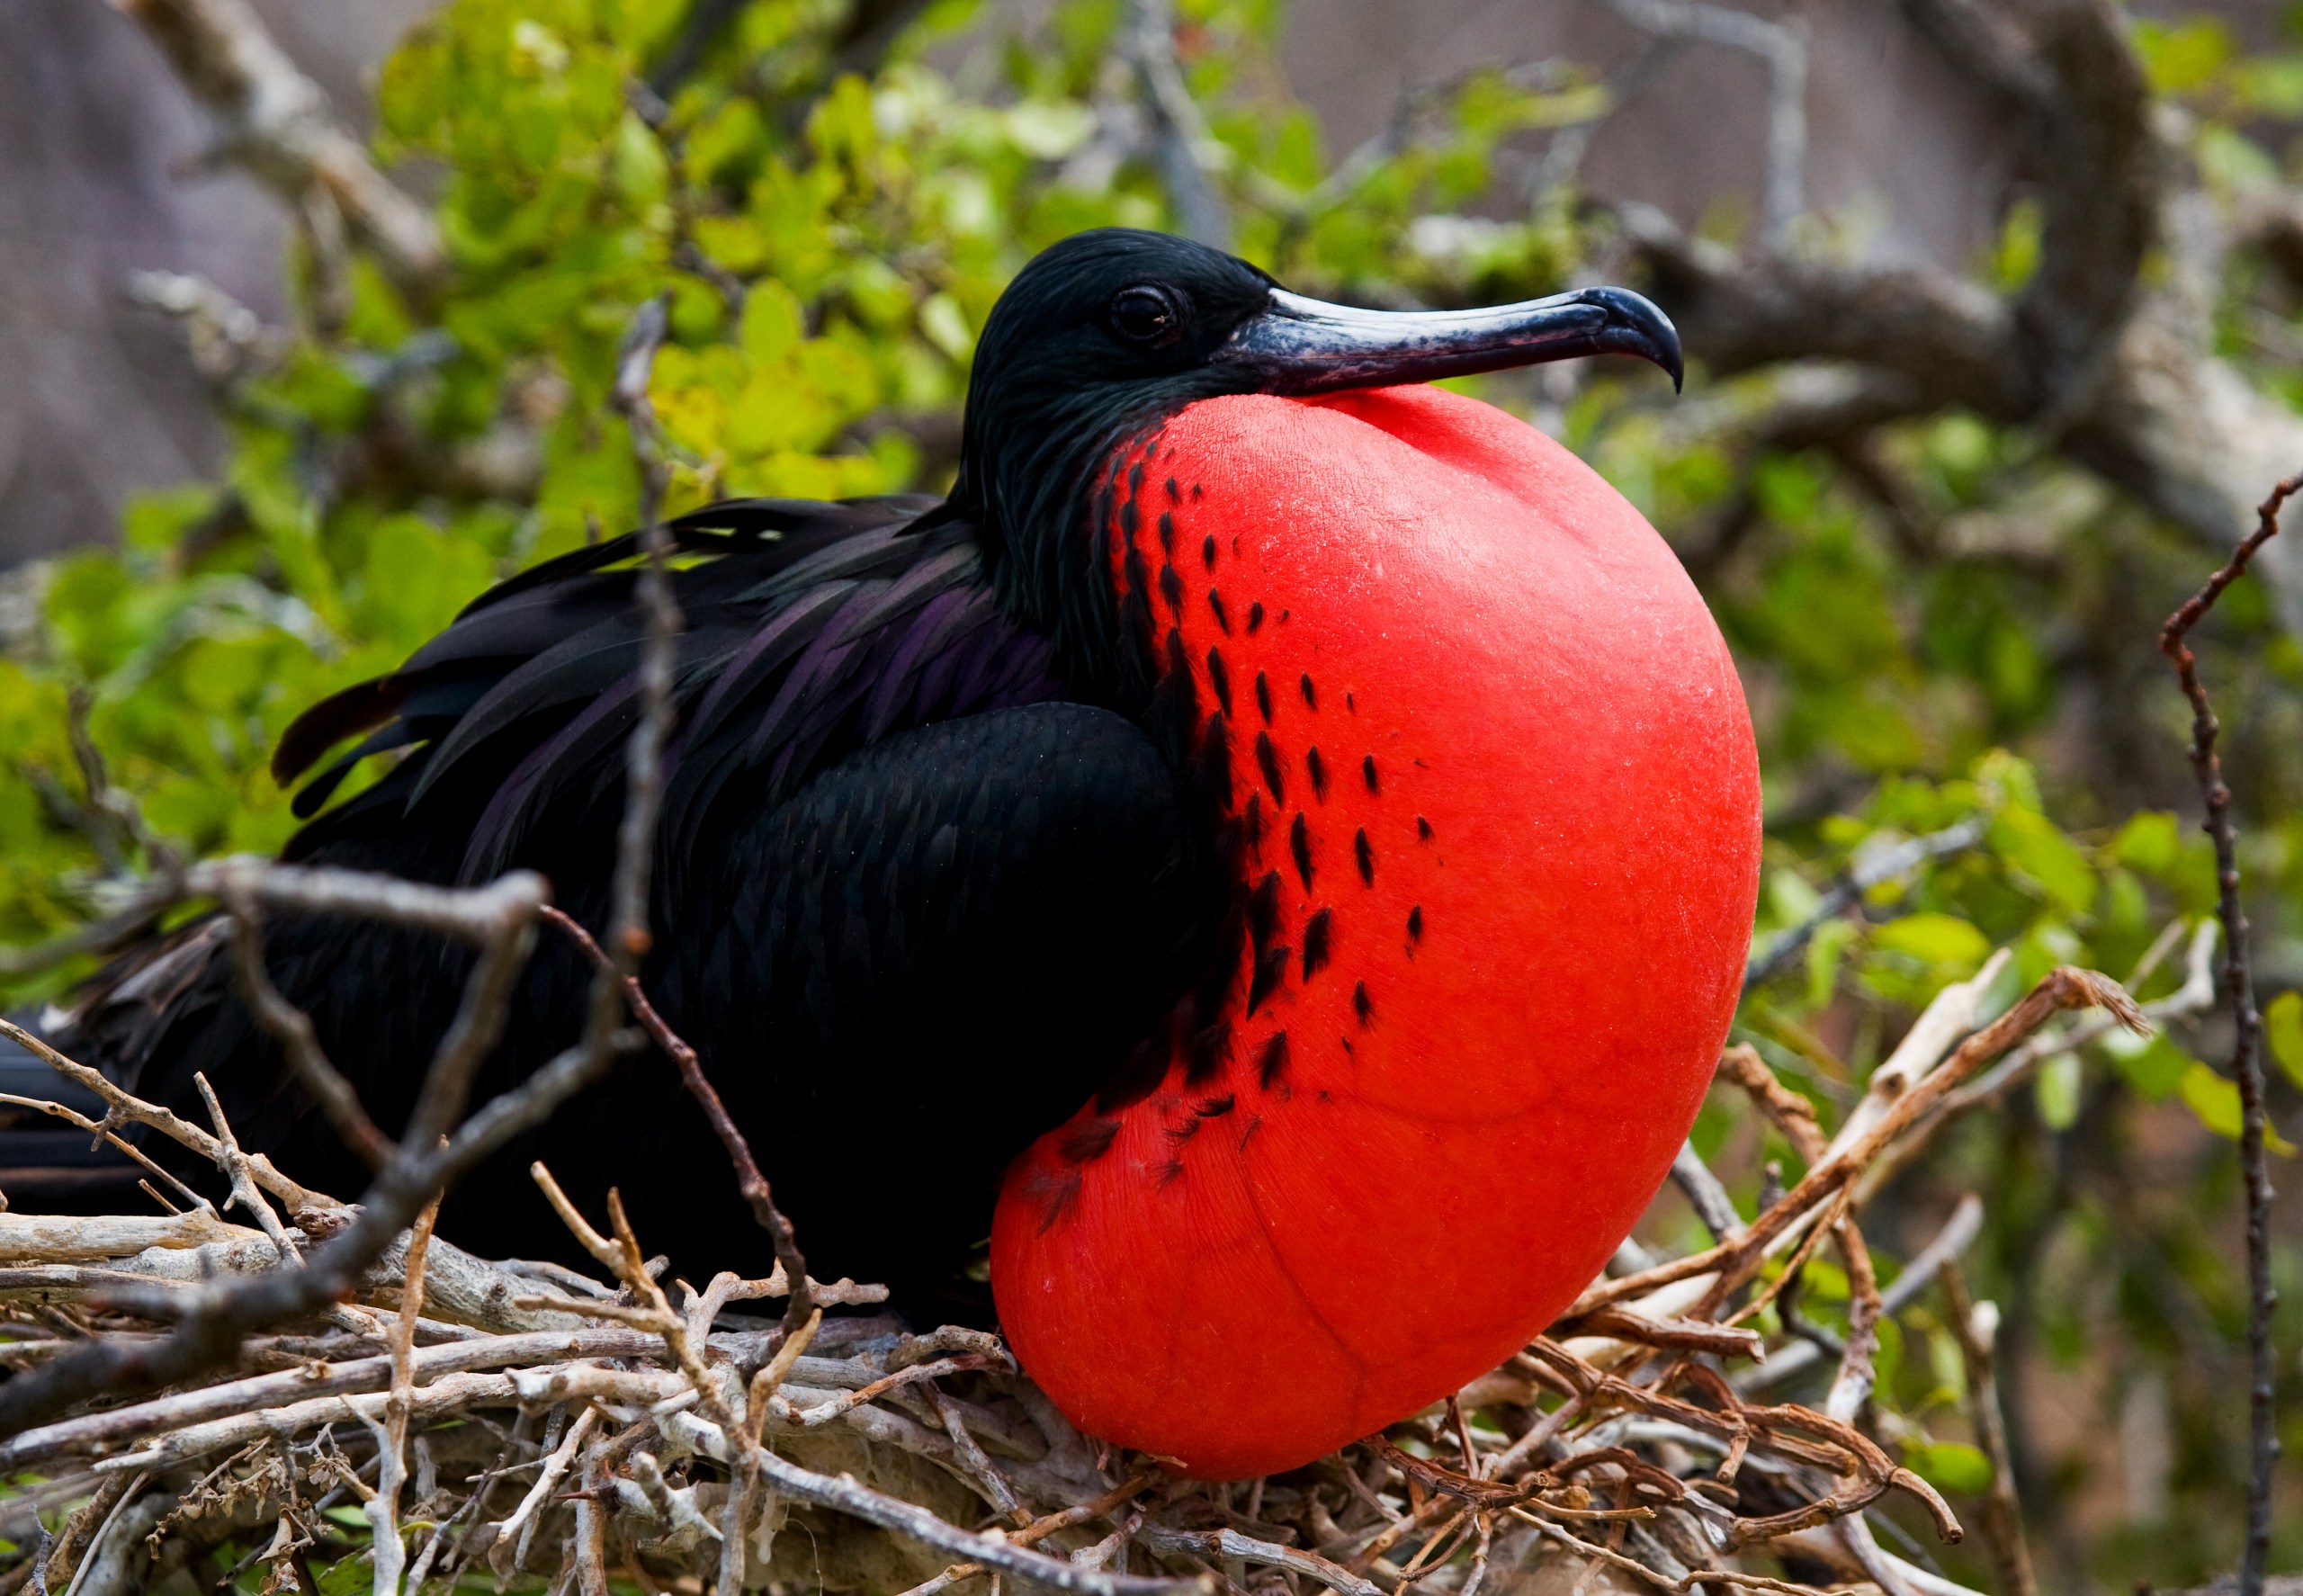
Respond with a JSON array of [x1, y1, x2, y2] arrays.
[[1573, 285, 1683, 392]]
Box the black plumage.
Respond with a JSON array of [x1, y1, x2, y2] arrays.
[[0, 227, 1682, 1313]]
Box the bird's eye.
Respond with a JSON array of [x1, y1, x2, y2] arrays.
[[1110, 285, 1186, 347]]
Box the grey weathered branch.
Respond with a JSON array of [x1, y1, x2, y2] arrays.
[[110, 0, 444, 292], [121, 272, 283, 387], [1743, 816, 1988, 992], [1613, 0, 2303, 630], [1940, 1262, 2037, 1596], [1607, 0, 1806, 249], [1667, 1142, 1743, 1242], [1126, 0, 1233, 249]]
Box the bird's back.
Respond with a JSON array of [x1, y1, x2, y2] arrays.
[[4, 495, 1212, 1308]]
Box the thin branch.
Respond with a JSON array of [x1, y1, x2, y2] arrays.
[[1938, 1261, 2034, 1596], [735, 1440, 1200, 1596], [1577, 964, 2142, 1316], [1821, 1219, 1881, 1425], [0, 1017, 331, 1220], [1716, 1045, 1825, 1165], [363, 1197, 439, 1596], [124, 270, 285, 388], [192, 1071, 300, 1261], [1606, 0, 1805, 250], [220, 891, 391, 1169], [1668, 1143, 1743, 1242], [1744, 817, 1987, 992], [1736, 1194, 1982, 1394], [0, 841, 617, 1433], [2, 858, 551, 983], [541, 906, 815, 1332], [2156, 470, 2299, 1596], [1143, 1528, 1382, 1596], [1125, 0, 1232, 249], [111, 0, 444, 292], [0, 1328, 660, 1476]]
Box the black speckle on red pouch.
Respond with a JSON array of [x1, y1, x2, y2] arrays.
[[1058, 1116, 1121, 1164], [1256, 732, 1286, 802], [1302, 908, 1333, 979], [1257, 1032, 1289, 1089]]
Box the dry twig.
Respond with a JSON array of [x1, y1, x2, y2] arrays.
[[1939, 1260, 2034, 1596], [2155, 469, 2299, 1595]]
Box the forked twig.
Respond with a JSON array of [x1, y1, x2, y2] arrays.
[[540, 906, 814, 1333], [2155, 468, 2299, 1595]]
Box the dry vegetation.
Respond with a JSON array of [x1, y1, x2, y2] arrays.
[[0, 907, 2191, 1596], [4, 0, 2301, 1591]]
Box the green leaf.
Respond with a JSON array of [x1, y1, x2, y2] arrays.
[[2180, 1060, 2245, 1139], [2133, 17, 2235, 94], [1990, 197, 2042, 291], [2176, 1063, 2296, 1153], [2035, 1051, 2082, 1131], [1805, 917, 1857, 1011], [1907, 1440, 1994, 1495], [1870, 913, 1991, 976], [1767, 866, 1824, 926], [1988, 807, 2097, 916], [2101, 1027, 2193, 1099], [2112, 811, 2182, 874], [315, 1546, 374, 1596], [2266, 991, 2303, 1092]]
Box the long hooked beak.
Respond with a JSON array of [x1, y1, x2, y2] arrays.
[[1213, 284, 1683, 394]]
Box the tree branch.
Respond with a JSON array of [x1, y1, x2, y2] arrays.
[[110, 0, 444, 294], [1607, 0, 1806, 250], [2156, 471, 2296, 1596]]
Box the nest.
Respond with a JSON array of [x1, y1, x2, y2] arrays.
[[0, 873, 2168, 1596]]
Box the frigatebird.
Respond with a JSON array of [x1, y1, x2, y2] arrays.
[[1, 229, 1760, 1476]]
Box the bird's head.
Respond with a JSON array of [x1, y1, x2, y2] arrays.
[[946, 228, 1681, 688]]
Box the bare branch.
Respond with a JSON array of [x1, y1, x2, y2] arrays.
[[220, 892, 391, 1170], [1667, 1143, 1742, 1242], [1939, 1262, 2036, 1596], [1577, 963, 2142, 1317], [541, 907, 816, 1332], [0, 854, 608, 1433], [0, 1017, 333, 1220], [192, 1071, 300, 1261], [1126, 0, 1233, 248], [110, 0, 444, 291], [1744, 817, 1987, 991], [1141, 1528, 1381, 1596], [2158, 472, 2297, 1595], [1737, 1194, 1983, 1394], [734, 1441, 1201, 1596], [363, 1196, 439, 1596], [122, 271, 284, 387], [0, 1327, 661, 1476], [1606, 0, 1806, 250]]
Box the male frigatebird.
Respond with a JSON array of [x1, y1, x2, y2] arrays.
[[2, 229, 1759, 1477]]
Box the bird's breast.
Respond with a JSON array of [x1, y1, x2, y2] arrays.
[[992, 384, 1761, 1477]]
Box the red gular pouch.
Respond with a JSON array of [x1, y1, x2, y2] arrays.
[[990, 383, 1762, 1480]]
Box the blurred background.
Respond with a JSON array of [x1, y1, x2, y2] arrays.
[[6, 0, 2303, 1588]]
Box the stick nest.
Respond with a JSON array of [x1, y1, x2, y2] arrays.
[[0, 939, 2169, 1596]]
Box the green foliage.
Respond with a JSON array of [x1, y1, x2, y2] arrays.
[[1907, 1439, 1995, 1496], [2, 0, 2301, 1581], [2269, 989, 2303, 1090]]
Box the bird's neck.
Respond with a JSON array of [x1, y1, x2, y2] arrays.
[[953, 390, 1196, 714]]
